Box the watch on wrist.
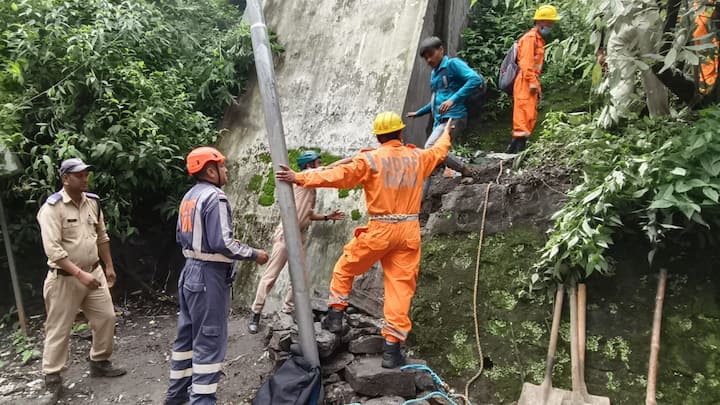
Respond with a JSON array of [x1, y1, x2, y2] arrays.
[[324, 215, 328, 221]]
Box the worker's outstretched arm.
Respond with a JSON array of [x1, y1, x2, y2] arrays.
[[418, 122, 452, 178], [277, 155, 370, 189]]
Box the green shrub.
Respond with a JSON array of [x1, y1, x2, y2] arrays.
[[523, 108, 720, 284], [0, 0, 258, 239]]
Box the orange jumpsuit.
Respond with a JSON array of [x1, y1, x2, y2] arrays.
[[512, 27, 545, 138], [294, 130, 452, 343], [694, 6, 718, 94]]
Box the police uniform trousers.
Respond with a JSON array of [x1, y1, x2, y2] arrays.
[[42, 265, 115, 374], [166, 259, 232, 405]]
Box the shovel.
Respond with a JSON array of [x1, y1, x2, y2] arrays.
[[518, 285, 571, 405], [576, 284, 611, 405], [564, 285, 611, 405]]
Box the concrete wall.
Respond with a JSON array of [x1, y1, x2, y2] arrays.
[[220, 0, 470, 311]]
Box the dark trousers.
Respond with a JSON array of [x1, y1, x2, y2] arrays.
[[165, 259, 232, 405]]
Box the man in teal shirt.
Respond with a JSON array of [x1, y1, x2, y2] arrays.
[[408, 36, 484, 188]]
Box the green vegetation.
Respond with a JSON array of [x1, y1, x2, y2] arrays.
[[0, 0, 259, 239], [351, 209, 361, 221], [412, 231, 720, 404], [521, 108, 720, 284], [10, 328, 40, 364]]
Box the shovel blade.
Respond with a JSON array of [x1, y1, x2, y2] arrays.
[[518, 382, 572, 405]]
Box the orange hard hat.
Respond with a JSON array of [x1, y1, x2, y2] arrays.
[[186, 146, 225, 175]]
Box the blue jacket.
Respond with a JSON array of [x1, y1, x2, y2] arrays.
[[416, 56, 483, 127], [176, 181, 257, 263]]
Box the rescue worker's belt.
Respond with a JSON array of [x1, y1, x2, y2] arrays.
[[51, 261, 100, 277], [369, 214, 419, 223], [182, 249, 233, 264]]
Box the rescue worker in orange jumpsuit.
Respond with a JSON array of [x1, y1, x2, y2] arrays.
[[507, 5, 561, 154], [275, 111, 453, 368], [693, 1, 718, 94]]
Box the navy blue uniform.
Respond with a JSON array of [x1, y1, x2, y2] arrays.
[[166, 181, 256, 405]]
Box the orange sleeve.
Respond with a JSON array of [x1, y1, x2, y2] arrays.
[[419, 126, 451, 178], [518, 33, 539, 90], [295, 154, 370, 189]]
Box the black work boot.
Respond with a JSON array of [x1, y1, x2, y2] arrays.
[[248, 312, 261, 334], [39, 373, 63, 405], [323, 308, 344, 333], [89, 360, 127, 377], [381, 341, 406, 369]]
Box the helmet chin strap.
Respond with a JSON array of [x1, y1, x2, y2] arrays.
[[211, 162, 222, 187]]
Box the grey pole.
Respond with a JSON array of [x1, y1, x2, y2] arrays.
[[246, 0, 320, 367], [0, 196, 27, 336]]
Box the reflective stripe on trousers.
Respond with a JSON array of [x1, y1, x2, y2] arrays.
[[166, 259, 232, 405]]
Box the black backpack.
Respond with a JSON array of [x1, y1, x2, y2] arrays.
[[435, 58, 487, 117]]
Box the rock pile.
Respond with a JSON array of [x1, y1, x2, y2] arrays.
[[262, 301, 441, 405]]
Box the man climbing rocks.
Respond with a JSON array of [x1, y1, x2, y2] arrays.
[[275, 111, 453, 369], [506, 5, 560, 154], [408, 36, 483, 187], [165, 147, 268, 405], [248, 150, 346, 334]]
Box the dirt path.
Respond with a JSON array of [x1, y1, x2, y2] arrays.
[[0, 301, 273, 405]]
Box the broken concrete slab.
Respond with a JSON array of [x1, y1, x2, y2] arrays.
[[342, 327, 381, 344], [321, 352, 354, 377], [363, 396, 407, 405], [348, 335, 384, 354], [314, 322, 340, 359], [271, 312, 297, 332], [324, 381, 358, 405], [347, 313, 384, 330], [268, 330, 292, 353], [345, 356, 418, 398]]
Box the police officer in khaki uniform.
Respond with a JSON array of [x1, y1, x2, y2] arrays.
[[37, 158, 125, 403]]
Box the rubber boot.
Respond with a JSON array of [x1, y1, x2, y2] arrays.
[[381, 341, 406, 369], [506, 137, 528, 154], [248, 312, 261, 334], [323, 308, 344, 333], [89, 360, 126, 377]]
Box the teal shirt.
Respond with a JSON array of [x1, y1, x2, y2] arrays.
[[416, 56, 483, 127]]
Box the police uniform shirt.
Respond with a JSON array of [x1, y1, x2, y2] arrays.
[[37, 189, 109, 270]]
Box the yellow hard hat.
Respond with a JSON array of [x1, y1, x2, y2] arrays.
[[372, 111, 406, 135], [533, 5, 560, 21]]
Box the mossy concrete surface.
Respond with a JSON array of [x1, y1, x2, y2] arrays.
[[410, 229, 720, 404]]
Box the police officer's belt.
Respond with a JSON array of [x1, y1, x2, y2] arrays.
[[182, 249, 233, 263], [52, 261, 100, 276], [369, 214, 419, 223]]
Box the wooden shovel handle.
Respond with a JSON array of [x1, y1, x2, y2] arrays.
[[578, 284, 586, 363], [646, 269, 667, 405], [543, 284, 564, 385], [577, 283, 591, 400], [569, 285, 581, 393]]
